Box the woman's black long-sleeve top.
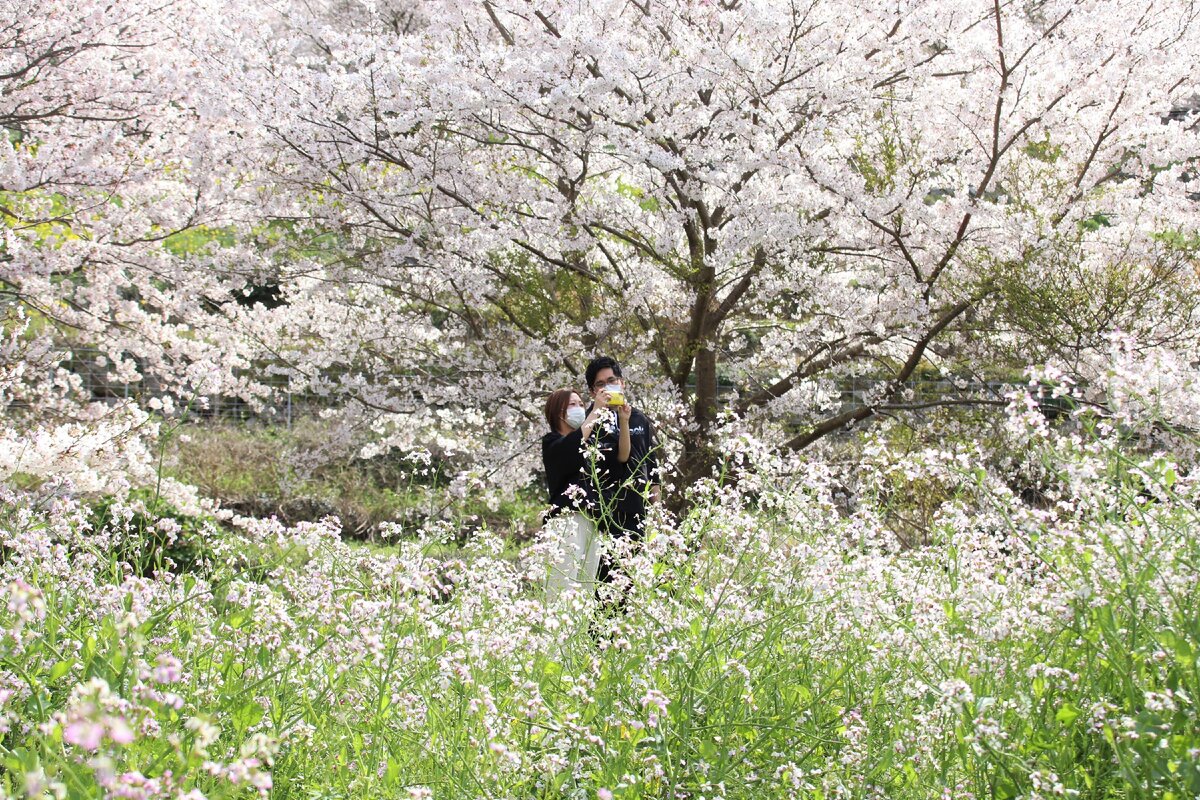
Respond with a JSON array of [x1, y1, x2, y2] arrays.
[[541, 429, 597, 517]]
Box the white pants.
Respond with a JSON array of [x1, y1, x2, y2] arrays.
[[543, 512, 601, 604]]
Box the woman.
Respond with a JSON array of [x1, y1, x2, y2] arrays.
[[541, 387, 631, 602]]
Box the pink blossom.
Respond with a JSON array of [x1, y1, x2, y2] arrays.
[[107, 716, 135, 745], [63, 720, 105, 751], [153, 654, 183, 685]]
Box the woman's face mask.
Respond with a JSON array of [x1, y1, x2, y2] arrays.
[[565, 406, 587, 429]]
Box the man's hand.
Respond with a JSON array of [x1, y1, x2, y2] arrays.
[[617, 403, 632, 424]]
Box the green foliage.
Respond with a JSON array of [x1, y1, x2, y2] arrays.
[[1080, 212, 1113, 232], [163, 421, 543, 540], [848, 100, 911, 195], [0, 190, 80, 248], [1022, 135, 1065, 164], [87, 489, 218, 576], [989, 231, 1200, 364], [615, 178, 661, 212], [161, 226, 237, 256], [481, 249, 601, 338]]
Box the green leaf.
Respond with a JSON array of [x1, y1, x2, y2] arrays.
[[233, 700, 265, 730], [48, 660, 74, 682], [1056, 702, 1081, 726], [1171, 636, 1194, 668]]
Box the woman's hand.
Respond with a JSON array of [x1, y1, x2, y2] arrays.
[[580, 403, 606, 440]]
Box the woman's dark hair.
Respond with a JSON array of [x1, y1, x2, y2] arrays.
[[585, 355, 622, 390], [544, 388, 575, 431]]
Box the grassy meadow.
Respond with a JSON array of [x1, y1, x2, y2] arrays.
[[2, 418, 1198, 799]]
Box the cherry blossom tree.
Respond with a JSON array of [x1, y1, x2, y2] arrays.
[[243, 0, 1198, 494], [0, 0, 292, 417], [3, 0, 1197, 504], [0, 0, 345, 507]]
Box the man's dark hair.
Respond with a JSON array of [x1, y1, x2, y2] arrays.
[[585, 356, 623, 390]]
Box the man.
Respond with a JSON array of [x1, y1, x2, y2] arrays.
[[583, 356, 661, 589]]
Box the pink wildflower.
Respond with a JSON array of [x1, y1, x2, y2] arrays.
[[63, 720, 105, 751], [107, 715, 135, 745], [153, 654, 183, 685]]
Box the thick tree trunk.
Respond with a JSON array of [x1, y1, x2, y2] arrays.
[[667, 343, 720, 514], [693, 344, 717, 429]]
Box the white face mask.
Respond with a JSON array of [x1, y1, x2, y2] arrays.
[[565, 406, 587, 429]]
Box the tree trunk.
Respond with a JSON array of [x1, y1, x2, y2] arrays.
[[667, 343, 720, 514]]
